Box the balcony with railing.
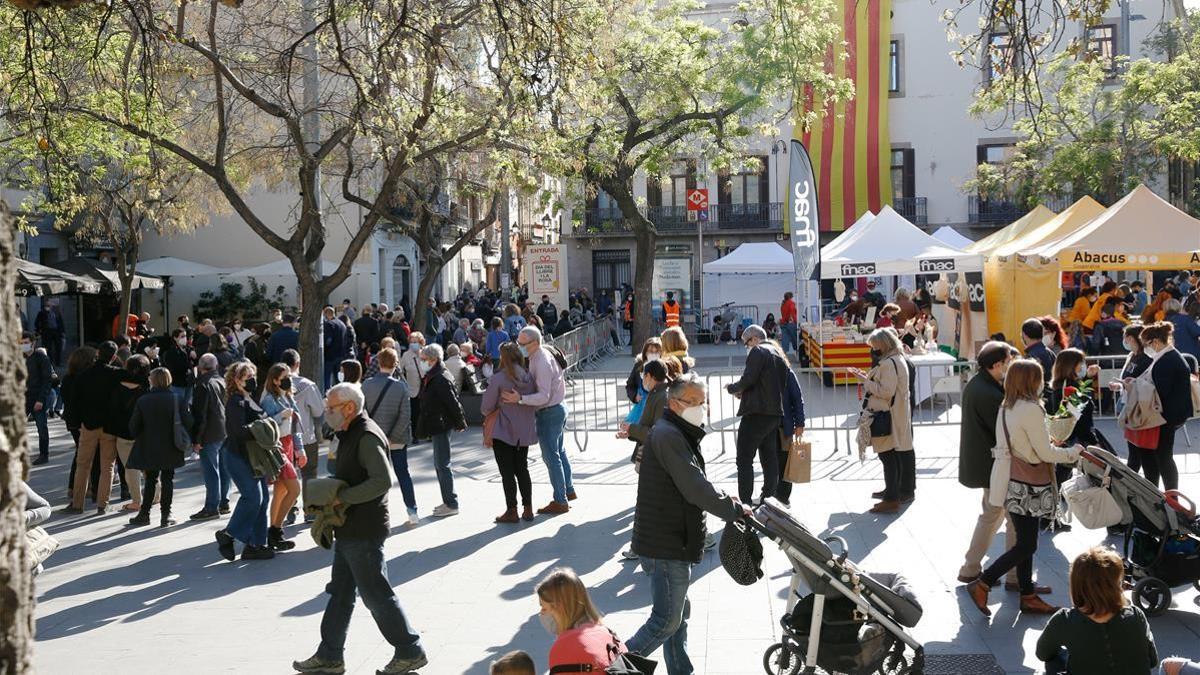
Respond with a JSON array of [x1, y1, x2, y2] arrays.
[[891, 197, 927, 225], [579, 202, 784, 235], [968, 195, 1072, 226]]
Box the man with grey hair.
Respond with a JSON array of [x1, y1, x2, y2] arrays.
[[502, 325, 573, 514], [726, 324, 789, 505], [189, 353, 229, 520], [416, 343, 466, 517], [627, 374, 750, 672], [295, 383, 427, 675]]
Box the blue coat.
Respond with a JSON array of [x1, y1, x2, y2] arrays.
[[1167, 312, 1200, 363], [266, 327, 299, 364], [781, 368, 807, 434]]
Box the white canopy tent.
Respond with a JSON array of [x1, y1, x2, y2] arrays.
[[820, 206, 983, 278], [931, 226, 974, 250], [221, 258, 342, 278], [702, 242, 797, 323], [137, 256, 233, 277]]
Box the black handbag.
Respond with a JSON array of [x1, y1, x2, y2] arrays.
[[868, 359, 898, 437]]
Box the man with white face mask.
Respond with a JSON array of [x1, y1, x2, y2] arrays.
[[626, 375, 750, 674]]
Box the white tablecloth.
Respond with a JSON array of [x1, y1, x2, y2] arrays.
[[909, 351, 957, 405]]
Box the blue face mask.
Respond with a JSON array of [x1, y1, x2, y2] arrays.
[[518, 344, 530, 358]]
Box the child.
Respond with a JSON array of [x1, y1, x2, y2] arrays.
[[490, 650, 536, 675]]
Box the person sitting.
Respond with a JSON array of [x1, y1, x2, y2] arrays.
[[537, 568, 628, 672], [1035, 546, 1158, 674]]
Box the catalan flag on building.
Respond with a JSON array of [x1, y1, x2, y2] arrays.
[[799, 0, 892, 232]]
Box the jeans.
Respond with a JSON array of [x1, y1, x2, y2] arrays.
[[981, 511, 1041, 594], [389, 446, 418, 511], [317, 534, 424, 663], [26, 397, 49, 458], [781, 322, 799, 357], [431, 432, 457, 509], [170, 385, 192, 410], [735, 414, 781, 503], [323, 361, 339, 392], [627, 558, 694, 675], [199, 440, 231, 512], [140, 469, 175, 518], [493, 440, 532, 509], [225, 449, 269, 546], [536, 404, 573, 504]]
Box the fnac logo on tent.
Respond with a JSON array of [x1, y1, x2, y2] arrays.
[[1072, 251, 1127, 265], [918, 258, 956, 273], [841, 263, 876, 276]]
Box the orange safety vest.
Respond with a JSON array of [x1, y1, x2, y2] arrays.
[[663, 301, 680, 327]]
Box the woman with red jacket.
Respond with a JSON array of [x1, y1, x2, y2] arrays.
[[537, 568, 628, 672]]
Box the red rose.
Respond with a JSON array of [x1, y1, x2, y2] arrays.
[[1064, 386, 1078, 397]]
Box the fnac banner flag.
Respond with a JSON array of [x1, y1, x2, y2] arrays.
[[801, 0, 892, 232], [788, 139, 820, 290]]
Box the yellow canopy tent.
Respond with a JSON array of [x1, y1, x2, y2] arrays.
[[982, 197, 1106, 341], [973, 206, 1057, 341], [1022, 185, 1200, 270], [966, 205, 1057, 255]]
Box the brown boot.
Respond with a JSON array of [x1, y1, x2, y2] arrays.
[[537, 501, 570, 515], [1020, 594, 1060, 615], [869, 500, 901, 514], [521, 506, 534, 522], [967, 579, 992, 616], [494, 509, 519, 524]]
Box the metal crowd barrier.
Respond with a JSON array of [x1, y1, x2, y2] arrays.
[[561, 361, 971, 456], [548, 318, 619, 372]]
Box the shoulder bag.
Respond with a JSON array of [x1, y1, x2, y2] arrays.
[[998, 407, 1058, 519], [868, 359, 898, 437], [171, 395, 192, 455], [548, 628, 656, 674], [1118, 366, 1166, 431], [1062, 465, 1124, 529]]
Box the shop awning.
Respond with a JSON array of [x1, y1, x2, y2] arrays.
[[50, 257, 164, 292], [16, 259, 102, 297], [820, 206, 983, 278]]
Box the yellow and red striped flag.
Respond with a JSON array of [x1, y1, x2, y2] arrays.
[[800, 0, 892, 232]]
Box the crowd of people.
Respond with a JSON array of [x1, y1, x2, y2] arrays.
[[18, 272, 1200, 675]]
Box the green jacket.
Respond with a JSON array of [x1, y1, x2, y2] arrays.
[[958, 369, 1005, 489], [246, 418, 284, 481], [303, 478, 349, 549]]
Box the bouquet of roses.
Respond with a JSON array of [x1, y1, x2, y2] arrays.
[[1047, 380, 1092, 444]]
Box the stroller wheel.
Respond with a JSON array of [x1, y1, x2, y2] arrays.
[[1132, 577, 1172, 617], [762, 642, 803, 675]]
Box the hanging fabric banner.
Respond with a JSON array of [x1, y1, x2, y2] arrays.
[[788, 139, 821, 315]]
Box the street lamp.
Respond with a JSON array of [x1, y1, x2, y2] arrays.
[[771, 139, 788, 206], [541, 213, 552, 242]]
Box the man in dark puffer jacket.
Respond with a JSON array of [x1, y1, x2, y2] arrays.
[[627, 375, 749, 674]]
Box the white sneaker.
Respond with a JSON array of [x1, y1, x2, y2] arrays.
[[431, 504, 459, 518], [405, 509, 419, 528]]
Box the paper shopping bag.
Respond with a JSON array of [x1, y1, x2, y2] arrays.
[[784, 438, 811, 484]]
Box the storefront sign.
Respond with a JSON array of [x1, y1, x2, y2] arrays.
[[840, 263, 876, 276], [1060, 248, 1200, 271], [653, 257, 691, 303]]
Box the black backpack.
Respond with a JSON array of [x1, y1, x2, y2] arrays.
[[548, 629, 656, 674]]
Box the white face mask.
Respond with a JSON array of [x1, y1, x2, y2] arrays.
[[147, 347, 160, 359], [418, 360, 433, 375], [1042, 335, 1055, 347], [1124, 339, 1136, 351], [680, 403, 707, 427], [645, 353, 660, 362], [20, 342, 32, 354], [176, 337, 188, 347], [538, 611, 557, 636], [1076, 365, 1087, 380], [1145, 345, 1162, 359]]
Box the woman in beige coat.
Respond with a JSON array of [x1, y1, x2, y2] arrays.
[[850, 328, 912, 513], [966, 359, 1080, 617]]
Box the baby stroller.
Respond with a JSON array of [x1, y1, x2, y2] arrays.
[[1076, 447, 1200, 616], [747, 500, 925, 674]]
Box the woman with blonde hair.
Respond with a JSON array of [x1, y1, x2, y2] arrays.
[[536, 568, 628, 671], [260, 363, 305, 551], [1035, 546, 1158, 674], [659, 326, 695, 373], [849, 328, 913, 513], [966, 359, 1081, 616]]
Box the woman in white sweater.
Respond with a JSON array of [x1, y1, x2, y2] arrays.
[[966, 359, 1081, 616]]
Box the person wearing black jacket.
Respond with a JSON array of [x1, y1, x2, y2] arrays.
[[537, 295, 558, 329], [726, 325, 788, 504], [109, 355, 150, 512], [214, 361, 274, 561], [323, 306, 349, 391], [552, 310, 574, 338], [67, 341, 123, 513], [625, 339, 663, 404], [1138, 322, 1191, 490], [22, 333, 53, 465], [957, 342, 1019, 586], [626, 375, 749, 674], [162, 328, 196, 406], [416, 344, 467, 518], [128, 368, 192, 528], [353, 305, 380, 362], [62, 345, 98, 498], [1021, 319, 1055, 383], [190, 354, 229, 520]]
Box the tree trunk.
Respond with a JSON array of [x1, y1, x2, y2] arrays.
[[412, 257, 443, 337], [607, 180, 656, 355], [0, 201, 35, 674], [296, 274, 324, 387]]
